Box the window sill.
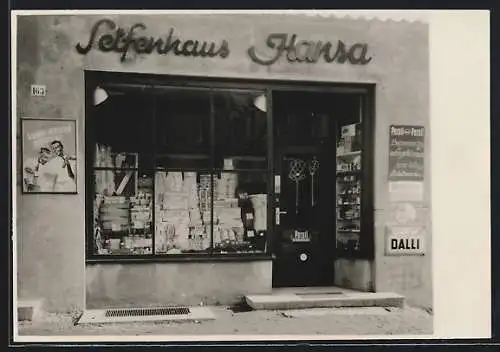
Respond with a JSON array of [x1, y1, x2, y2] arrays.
[[86, 253, 275, 264]]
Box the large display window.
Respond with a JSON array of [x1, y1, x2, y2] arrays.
[[87, 78, 271, 259]]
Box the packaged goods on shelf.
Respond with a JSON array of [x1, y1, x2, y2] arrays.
[[165, 172, 183, 193], [162, 194, 189, 210], [250, 194, 267, 231], [217, 208, 243, 225], [215, 173, 239, 199], [155, 222, 175, 253], [189, 209, 202, 226]]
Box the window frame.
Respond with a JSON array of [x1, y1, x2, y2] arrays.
[[85, 71, 374, 263]]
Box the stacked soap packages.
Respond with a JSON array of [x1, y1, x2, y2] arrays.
[[93, 144, 118, 254], [213, 172, 246, 250], [127, 175, 153, 254], [94, 144, 117, 196], [155, 172, 210, 254]]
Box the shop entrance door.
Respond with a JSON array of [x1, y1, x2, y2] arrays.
[[273, 106, 336, 287], [272, 147, 336, 287]]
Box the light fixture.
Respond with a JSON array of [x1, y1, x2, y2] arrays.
[[93, 86, 109, 106], [253, 94, 267, 113]]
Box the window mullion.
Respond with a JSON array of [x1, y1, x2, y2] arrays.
[[151, 89, 157, 256], [209, 90, 215, 256]]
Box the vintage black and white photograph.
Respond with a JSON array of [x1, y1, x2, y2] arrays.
[[11, 9, 490, 342]]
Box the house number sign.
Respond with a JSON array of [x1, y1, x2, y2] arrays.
[[76, 19, 373, 66]]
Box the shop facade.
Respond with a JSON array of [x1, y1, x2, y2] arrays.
[[15, 13, 432, 313]]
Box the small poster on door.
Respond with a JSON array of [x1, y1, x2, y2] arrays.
[[292, 230, 310, 242]]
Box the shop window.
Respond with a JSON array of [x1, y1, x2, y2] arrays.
[[88, 81, 270, 259], [212, 91, 269, 254]]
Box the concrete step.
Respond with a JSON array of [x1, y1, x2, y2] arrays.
[[245, 288, 404, 310]]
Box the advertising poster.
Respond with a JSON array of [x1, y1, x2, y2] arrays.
[[21, 118, 77, 194], [388, 125, 425, 181]]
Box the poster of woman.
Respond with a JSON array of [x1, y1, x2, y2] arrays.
[[21, 118, 77, 194]]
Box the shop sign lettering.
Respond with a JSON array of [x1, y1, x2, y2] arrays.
[[385, 226, 425, 256], [75, 19, 230, 62], [75, 19, 373, 66], [247, 34, 372, 65]]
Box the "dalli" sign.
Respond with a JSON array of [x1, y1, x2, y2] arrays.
[[385, 226, 425, 256]]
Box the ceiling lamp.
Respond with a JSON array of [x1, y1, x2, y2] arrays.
[[93, 86, 109, 106], [253, 94, 267, 113]]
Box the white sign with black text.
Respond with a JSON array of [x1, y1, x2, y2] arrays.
[[385, 226, 425, 256]]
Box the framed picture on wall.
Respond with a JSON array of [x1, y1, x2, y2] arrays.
[[21, 118, 78, 194]]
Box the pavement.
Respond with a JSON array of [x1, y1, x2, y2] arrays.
[[17, 304, 433, 338]]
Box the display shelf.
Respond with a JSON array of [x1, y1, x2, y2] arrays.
[[337, 150, 362, 158], [336, 170, 362, 177], [337, 229, 361, 233]]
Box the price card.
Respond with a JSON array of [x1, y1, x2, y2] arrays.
[[111, 223, 120, 232], [247, 230, 255, 238], [246, 213, 254, 220]]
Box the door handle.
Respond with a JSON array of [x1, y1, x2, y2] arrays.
[[276, 208, 287, 225]]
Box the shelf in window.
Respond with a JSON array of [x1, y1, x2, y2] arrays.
[[155, 153, 210, 160], [214, 168, 270, 173], [336, 170, 362, 177], [337, 218, 361, 221], [223, 155, 267, 161], [338, 203, 361, 206], [337, 229, 361, 233], [337, 150, 362, 158]]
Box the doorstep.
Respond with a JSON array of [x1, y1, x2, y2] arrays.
[[245, 287, 404, 310]]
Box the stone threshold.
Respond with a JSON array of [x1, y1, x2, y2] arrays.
[[245, 287, 404, 310]]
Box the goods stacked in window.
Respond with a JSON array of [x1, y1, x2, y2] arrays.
[[213, 172, 246, 252], [93, 145, 154, 255], [155, 172, 211, 254]]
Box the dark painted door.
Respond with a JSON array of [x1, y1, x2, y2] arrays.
[[272, 146, 336, 287]]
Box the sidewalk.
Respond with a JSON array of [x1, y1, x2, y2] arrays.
[[17, 305, 432, 337]]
